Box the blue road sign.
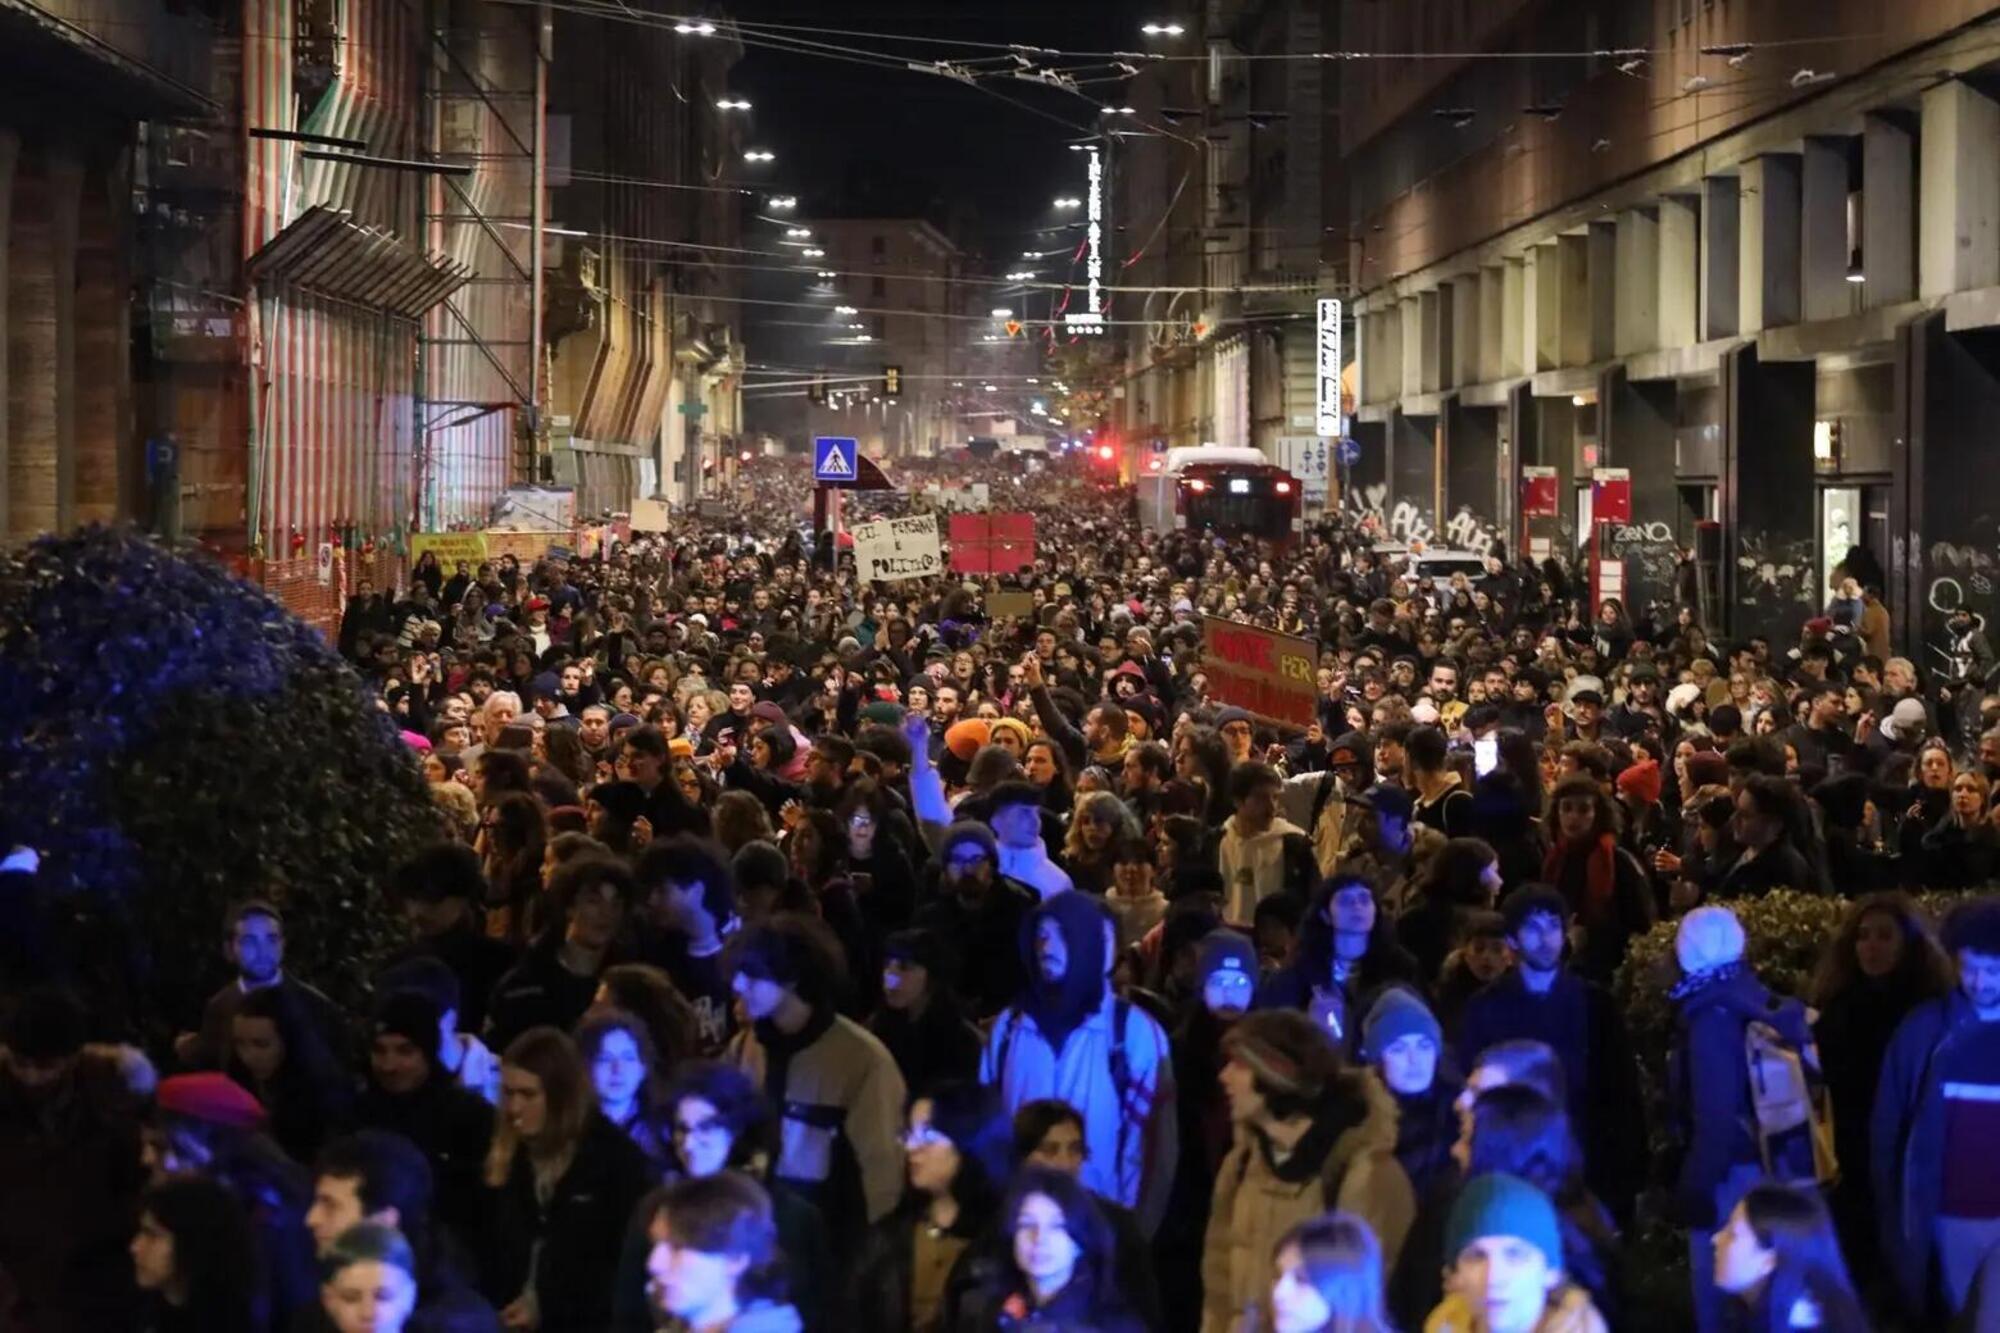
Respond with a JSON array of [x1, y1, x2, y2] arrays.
[[1334, 436, 1362, 468], [814, 436, 858, 483]]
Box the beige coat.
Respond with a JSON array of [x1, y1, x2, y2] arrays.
[[1199, 1072, 1416, 1333], [1424, 1284, 1609, 1333]]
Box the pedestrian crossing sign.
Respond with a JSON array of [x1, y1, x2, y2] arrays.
[[814, 436, 858, 483]]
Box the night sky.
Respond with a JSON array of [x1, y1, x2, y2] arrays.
[[730, 0, 1156, 268]]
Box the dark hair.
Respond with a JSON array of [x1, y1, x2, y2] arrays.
[[988, 778, 1045, 813], [140, 1175, 258, 1333], [1725, 736, 1786, 778], [224, 898, 284, 937], [1011, 1098, 1086, 1161], [476, 748, 534, 798], [1466, 1038, 1567, 1106], [1500, 883, 1568, 935], [1225, 761, 1283, 806], [1126, 741, 1172, 782], [1466, 1084, 1585, 1200], [997, 1167, 1120, 1302], [374, 955, 461, 1018], [855, 727, 913, 770], [314, 1131, 436, 1242], [661, 1061, 773, 1170], [654, 1172, 781, 1299], [1416, 837, 1500, 910], [597, 964, 702, 1071], [1735, 1183, 1868, 1333], [1943, 896, 2000, 959], [1405, 725, 1449, 773], [911, 1082, 1014, 1222], [6, 987, 85, 1064], [390, 843, 487, 906], [1546, 775, 1620, 839], [634, 835, 739, 925], [318, 1221, 416, 1285], [546, 853, 639, 922], [724, 913, 849, 1014]]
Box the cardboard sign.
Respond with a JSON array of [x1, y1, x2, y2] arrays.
[[410, 531, 490, 568], [629, 498, 671, 533], [1201, 615, 1319, 728], [852, 515, 943, 583], [988, 590, 1036, 620]]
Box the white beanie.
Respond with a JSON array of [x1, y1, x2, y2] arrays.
[[1676, 905, 1746, 976]]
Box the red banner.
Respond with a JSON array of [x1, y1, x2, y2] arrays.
[[1521, 466, 1559, 519], [1201, 616, 1319, 728], [948, 512, 1036, 575]]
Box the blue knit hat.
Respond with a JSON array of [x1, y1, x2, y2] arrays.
[[1446, 1172, 1564, 1268], [1363, 987, 1441, 1061], [1196, 929, 1258, 986]]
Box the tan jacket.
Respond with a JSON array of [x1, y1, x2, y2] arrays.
[[1199, 1072, 1416, 1333], [1424, 1284, 1609, 1333], [1335, 823, 1446, 916], [1859, 596, 1892, 663]]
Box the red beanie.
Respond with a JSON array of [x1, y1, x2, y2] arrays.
[[944, 719, 993, 763], [156, 1072, 267, 1130], [1617, 758, 1663, 806]]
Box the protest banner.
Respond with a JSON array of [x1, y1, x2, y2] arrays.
[[409, 532, 489, 567], [1200, 615, 1319, 728], [852, 515, 943, 582]]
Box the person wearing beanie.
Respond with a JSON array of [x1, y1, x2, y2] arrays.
[[988, 715, 1034, 759], [1214, 705, 1258, 764], [1666, 903, 1808, 1332], [350, 990, 496, 1244], [984, 893, 1175, 1231], [1196, 929, 1261, 1022], [1202, 1009, 1416, 1331], [944, 717, 994, 764], [866, 926, 984, 1093], [1365, 987, 1463, 1202], [1612, 759, 1668, 863], [910, 821, 1037, 1020], [1874, 897, 2000, 1321], [1425, 1172, 1607, 1333]]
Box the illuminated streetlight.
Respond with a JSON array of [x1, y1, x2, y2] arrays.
[[1141, 22, 1184, 36], [802, 248, 824, 258], [675, 21, 717, 35], [768, 196, 797, 210], [834, 305, 858, 314], [785, 227, 811, 238], [742, 150, 775, 163], [716, 98, 752, 110], [991, 306, 1013, 318]]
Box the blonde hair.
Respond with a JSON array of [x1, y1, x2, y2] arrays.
[[485, 1027, 595, 1189], [1062, 790, 1140, 861]]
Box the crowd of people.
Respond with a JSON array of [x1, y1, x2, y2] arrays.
[[7, 456, 2000, 1332]]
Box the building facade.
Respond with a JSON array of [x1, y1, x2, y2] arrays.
[[1344, 0, 2000, 653]]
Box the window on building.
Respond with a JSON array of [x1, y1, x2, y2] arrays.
[[871, 234, 886, 258], [872, 276, 886, 298]]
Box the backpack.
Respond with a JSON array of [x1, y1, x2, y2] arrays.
[[1743, 998, 1839, 1189], [995, 998, 1139, 1193]]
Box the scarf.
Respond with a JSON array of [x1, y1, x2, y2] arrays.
[[1667, 959, 1747, 1003], [1545, 833, 1617, 916]]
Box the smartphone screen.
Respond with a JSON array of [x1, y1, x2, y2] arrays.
[[1474, 736, 1499, 777]]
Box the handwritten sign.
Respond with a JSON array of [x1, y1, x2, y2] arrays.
[[852, 515, 943, 583], [409, 531, 489, 567], [1201, 615, 1319, 728]]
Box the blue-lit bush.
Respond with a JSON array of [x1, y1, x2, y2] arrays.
[[0, 527, 428, 1035]]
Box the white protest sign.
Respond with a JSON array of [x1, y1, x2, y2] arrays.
[[852, 514, 942, 582]]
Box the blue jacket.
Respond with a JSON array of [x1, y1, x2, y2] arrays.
[[1668, 967, 1784, 1225], [1872, 989, 1989, 1317]]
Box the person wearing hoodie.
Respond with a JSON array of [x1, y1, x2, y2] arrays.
[[982, 891, 1177, 1233], [722, 913, 907, 1246], [1217, 762, 1317, 928], [1255, 875, 1421, 1059], [1201, 1009, 1416, 1332], [1423, 1172, 1607, 1333], [643, 1172, 804, 1333], [1667, 905, 1805, 1333], [1873, 896, 2000, 1323], [1365, 989, 1462, 1204]]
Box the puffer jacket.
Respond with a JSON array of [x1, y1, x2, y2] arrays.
[[1424, 1283, 1608, 1333], [1199, 1072, 1416, 1333]]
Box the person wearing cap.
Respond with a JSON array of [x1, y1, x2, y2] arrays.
[[1874, 897, 2000, 1322], [1278, 730, 1376, 877], [1456, 887, 1645, 1230], [986, 779, 1074, 901], [1667, 904, 1809, 1332], [1201, 1010, 1415, 1331], [1425, 1172, 1607, 1333], [983, 892, 1176, 1231], [1336, 784, 1446, 918], [1365, 988, 1462, 1203]]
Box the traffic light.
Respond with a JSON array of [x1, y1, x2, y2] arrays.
[[882, 365, 902, 399], [808, 374, 827, 405]]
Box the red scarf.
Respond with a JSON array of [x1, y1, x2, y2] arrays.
[[1544, 832, 1617, 916]]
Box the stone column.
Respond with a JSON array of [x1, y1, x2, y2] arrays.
[[1740, 153, 1803, 333], [1659, 194, 1699, 349], [1703, 175, 1741, 339], [1863, 113, 1916, 305], [1801, 136, 1852, 323], [1615, 207, 1660, 357], [1919, 80, 2000, 299]]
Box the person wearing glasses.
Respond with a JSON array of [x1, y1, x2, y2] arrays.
[[911, 823, 1036, 1021]]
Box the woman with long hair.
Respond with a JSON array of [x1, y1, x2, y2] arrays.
[[1395, 837, 1503, 985], [224, 984, 352, 1166], [1918, 768, 2000, 888], [130, 1175, 258, 1333], [1267, 1212, 1394, 1333], [1809, 892, 1953, 1289], [1721, 775, 1826, 898], [962, 1167, 1145, 1332], [576, 1007, 674, 1177], [595, 962, 703, 1078], [482, 1026, 650, 1331], [1541, 776, 1655, 982], [1256, 875, 1421, 1058], [540, 724, 595, 788], [1711, 1184, 1868, 1332], [481, 790, 547, 946], [847, 1082, 1015, 1331], [1062, 790, 1139, 897]]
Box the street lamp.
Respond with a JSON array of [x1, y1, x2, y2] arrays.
[[834, 305, 858, 314], [1102, 105, 1137, 115], [785, 227, 811, 238], [1141, 22, 1184, 36], [674, 21, 717, 35], [802, 248, 824, 257], [991, 307, 1013, 318], [742, 149, 775, 163], [715, 98, 752, 110], [1053, 197, 1081, 209], [768, 196, 797, 210]]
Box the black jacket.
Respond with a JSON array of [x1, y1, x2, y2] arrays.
[[480, 1114, 651, 1331], [912, 878, 1037, 1021], [869, 998, 985, 1094], [484, 942, 606, 1053], [351, 1074, 496, 1245]]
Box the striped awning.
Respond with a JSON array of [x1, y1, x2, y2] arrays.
[[249, 205, 469, 321]]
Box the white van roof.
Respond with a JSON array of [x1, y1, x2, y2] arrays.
[[1161, 445, 1270, 475]]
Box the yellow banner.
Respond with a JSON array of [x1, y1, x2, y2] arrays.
[[410, 532, 490, 568]]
